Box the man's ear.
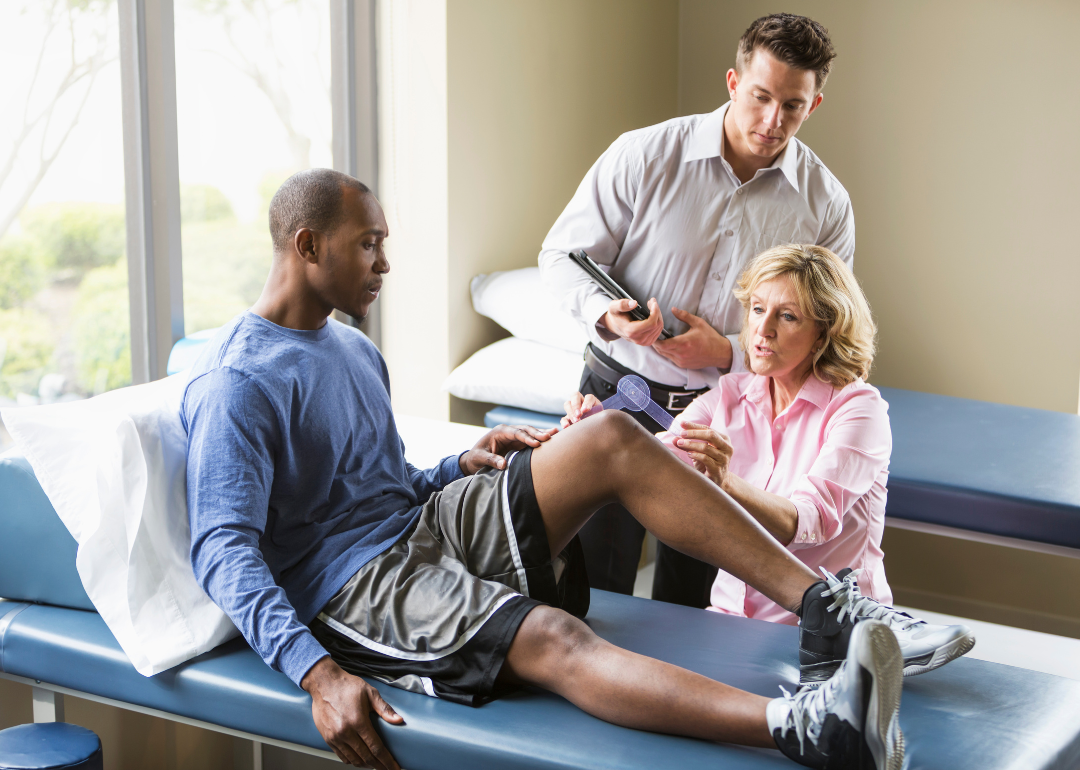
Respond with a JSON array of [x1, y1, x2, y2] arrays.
[[805, 92, 824, 119], [726, 68, 739, 100], [294, 228, 318, 264]]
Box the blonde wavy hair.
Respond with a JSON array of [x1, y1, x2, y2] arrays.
[[733, 244, 876, 389]]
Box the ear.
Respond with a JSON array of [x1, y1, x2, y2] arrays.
[[725, 68, 739, 99], [805, 92, 824, 119], [293, 228, 317, 265], [814, 326, 828, 355]]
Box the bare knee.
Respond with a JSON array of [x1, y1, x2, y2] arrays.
[[574, 409, 653, 461], [504, 606, 601, 688]]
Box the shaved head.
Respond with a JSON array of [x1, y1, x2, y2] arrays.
[[268, 168, 371, 254]]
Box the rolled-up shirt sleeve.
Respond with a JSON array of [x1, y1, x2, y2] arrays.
[[538, 134, 642, 339], [185, 368, 328, 687], [788, 389, 890, 548]]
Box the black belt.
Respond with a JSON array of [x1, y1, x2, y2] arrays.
[[584, 344, 709, 412]]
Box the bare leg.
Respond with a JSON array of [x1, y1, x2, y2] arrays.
[[530, 410, 818, 613], [501, 605, 775, 747]]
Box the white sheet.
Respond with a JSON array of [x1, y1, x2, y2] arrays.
[[2, 375, 237, 676], [2, 381, 492, 676], [396, 413, 488, 468]]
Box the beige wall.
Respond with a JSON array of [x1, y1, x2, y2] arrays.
[[679, 0, 1080, 637], [445, 0, 679, 422], [679, 0, 1080, 414], [378, 0, 679, 423]]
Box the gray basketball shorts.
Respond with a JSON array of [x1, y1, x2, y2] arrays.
[[310, 448, 589, 706]]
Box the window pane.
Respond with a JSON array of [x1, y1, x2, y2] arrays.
[[0, 0, 127, 451], [175, 0, 332, 336]]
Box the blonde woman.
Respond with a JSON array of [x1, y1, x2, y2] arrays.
[[566, 245, 892, 624]]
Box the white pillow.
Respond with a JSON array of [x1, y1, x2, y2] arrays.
[[471, 268, 589, 353], [1, 375, 237, 676], [443, 337, 582, 415], [2, 381, 502, 677]]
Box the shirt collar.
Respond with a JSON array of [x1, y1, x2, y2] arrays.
[[772, 134, 801, 193], [683, 103, 728, 163], [684, 101, 801, 193], [794, 374, 834, 410], [741, 372, 834, 414]]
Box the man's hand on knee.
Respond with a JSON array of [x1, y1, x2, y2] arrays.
[[302, 657, 404, 769], [459, 424, 557, 474]]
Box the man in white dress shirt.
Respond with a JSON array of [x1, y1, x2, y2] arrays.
[[539, 13, 854, 606]]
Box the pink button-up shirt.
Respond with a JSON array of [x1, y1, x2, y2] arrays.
[[660, 372, 892, 625]]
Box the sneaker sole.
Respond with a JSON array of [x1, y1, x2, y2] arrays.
[[902, 632, 976, 677], [858, 622, 905, 770], [800, 629, 977, 688]]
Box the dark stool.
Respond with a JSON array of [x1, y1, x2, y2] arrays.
[[0, 723, 102, 770]]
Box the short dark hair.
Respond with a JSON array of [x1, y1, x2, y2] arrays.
[[268, 168, 371, 253], [736, 14, 836, 92]]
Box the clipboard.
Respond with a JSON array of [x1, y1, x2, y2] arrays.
[[568, 249, 674, 339]]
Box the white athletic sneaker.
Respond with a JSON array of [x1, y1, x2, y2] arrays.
[[799, 567, 976, 687], [769, 619, 904, 770]]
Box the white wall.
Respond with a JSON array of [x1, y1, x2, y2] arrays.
[[376, 0, 452, 420]]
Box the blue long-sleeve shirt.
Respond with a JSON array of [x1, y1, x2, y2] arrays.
[[181, 312, 464, 686]]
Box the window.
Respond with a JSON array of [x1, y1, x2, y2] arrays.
[[174, 0, 332, 336], [0, 0, 127, 448], [0, 0, 373, 453]]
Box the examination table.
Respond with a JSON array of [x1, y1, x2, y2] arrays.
[[3, 400, 1080, 768]]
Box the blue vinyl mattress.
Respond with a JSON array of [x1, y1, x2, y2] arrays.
[[2, 594, 1079, 770]]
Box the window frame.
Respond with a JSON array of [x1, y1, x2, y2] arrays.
[[118, 0, 379, 384]]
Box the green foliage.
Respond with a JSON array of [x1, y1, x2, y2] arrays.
[[71, 261, 131, 394], [0, 307, 55, 399], [181, 184, 236, 224], [20, 202, 125, 275], [182, 219, 273, 334], [0, 235, 46, 310]]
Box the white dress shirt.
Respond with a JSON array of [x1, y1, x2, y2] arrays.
[[538, 102, 855, 390]]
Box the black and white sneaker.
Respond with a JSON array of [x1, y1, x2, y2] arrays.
[[799, 567, 976, 688], [769, 619, 904, 770]]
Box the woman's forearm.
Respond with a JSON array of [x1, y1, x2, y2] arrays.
[[721, 474, 799, 545]]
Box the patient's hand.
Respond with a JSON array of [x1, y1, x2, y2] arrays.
[[459, 424, 557, 474], [303, 657, 403, 769], [672, 421, 733, 489], [561, 392, 603, 429]]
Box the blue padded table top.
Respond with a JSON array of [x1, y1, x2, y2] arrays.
[[485, 405, 561, 431], [487, 389, 1080, 549], [3, 594, 1079, 770], [878, 386, 1080, 548]]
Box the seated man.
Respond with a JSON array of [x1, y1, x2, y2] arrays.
[[182, 169, 971, 770]]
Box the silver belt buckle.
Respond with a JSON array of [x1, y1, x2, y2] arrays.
[[666, 391, 693, 411]]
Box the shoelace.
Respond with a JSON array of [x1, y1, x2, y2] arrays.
[[820, 567, 922, 631], [778, 671, 843, 754]]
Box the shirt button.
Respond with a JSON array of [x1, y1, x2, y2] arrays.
[[736, 188, 744, 195], [711, 272, 722, 280], [725, 229, 734, 236]]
